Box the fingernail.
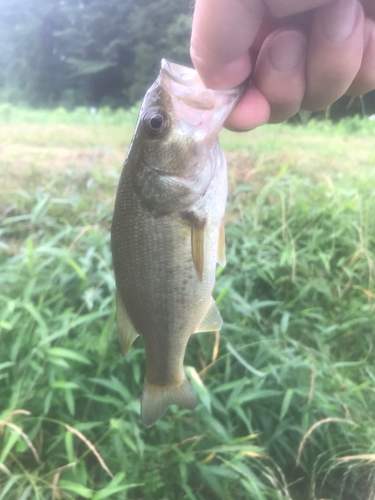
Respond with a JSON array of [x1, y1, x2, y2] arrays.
[[323, 0, 359, 42], [269, 31, 306, 72]]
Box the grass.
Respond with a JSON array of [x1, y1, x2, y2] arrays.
[[0, 105, 375, 499]]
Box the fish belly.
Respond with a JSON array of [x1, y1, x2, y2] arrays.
[[112, 169, 217, 386]]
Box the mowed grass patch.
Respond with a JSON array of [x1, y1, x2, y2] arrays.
[[0, 111, 375, 499]]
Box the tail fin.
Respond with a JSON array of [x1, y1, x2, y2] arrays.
[[141, 375, 196, 428]]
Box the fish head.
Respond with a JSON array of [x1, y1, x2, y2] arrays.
[[128, 60, 244, 215]]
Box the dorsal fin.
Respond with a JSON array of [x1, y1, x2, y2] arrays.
[[116, 291, 139, 357], [195, 297, 223, 333]]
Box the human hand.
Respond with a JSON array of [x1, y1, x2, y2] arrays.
[[190, 0, 375, 130]]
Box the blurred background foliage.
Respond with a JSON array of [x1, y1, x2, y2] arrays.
[[0, 111, 375, 498], [0, 0, 192, 108], [0, 0, 374, 115]]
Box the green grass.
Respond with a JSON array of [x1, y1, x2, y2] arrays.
[[0, 106, 375, 499]]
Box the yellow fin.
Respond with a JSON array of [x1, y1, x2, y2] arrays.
[[116, 291, 139, 357], [191, 215, 205, 281], [195, 297, 223, 333], [141, 375, 196, 428], [217, 218, 226, 267]]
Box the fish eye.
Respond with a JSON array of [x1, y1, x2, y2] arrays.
[[143, 108, 168, 137]]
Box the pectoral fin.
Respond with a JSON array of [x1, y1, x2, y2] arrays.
[[195, 297, 223, 333], [191, 215, 205, 281], [116, 291, 139, 357], [217, 218, 226, 267]]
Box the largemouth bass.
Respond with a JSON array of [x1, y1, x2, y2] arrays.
[[111, 60, 243, 427]]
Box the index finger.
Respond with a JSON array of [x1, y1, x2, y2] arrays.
[[190, 0, 265, 90], [190, 0, 336, 90]]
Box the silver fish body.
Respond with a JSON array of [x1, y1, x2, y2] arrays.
[[111, 60, 242, 427]]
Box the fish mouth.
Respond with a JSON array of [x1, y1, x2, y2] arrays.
[[161, 59, 244, 96], [161, 60, 203, 88], [160, 59, 245, 112]]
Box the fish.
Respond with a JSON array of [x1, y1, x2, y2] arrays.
[[111, 59, 243, 427]]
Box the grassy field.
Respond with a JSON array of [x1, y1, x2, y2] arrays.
[[0, 106, 375, 499]]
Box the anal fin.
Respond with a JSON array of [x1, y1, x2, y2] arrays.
[[195, 297, 223, 333], [116, 291, 139, 357], [191, 215, 205, 281], [217, 218, 226, 267]]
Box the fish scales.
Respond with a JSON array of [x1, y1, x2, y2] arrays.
[[111, 60, 243, 427]]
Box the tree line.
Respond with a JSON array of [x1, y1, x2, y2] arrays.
[[0, 0, 374, 115], [0, 0, 192, 108]]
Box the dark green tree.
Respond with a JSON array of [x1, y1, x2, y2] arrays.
[[54, 0, 136, 107], [0, 0, 192, 108], [124, 0, 192, 103], [0, 0, 66, 105]]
